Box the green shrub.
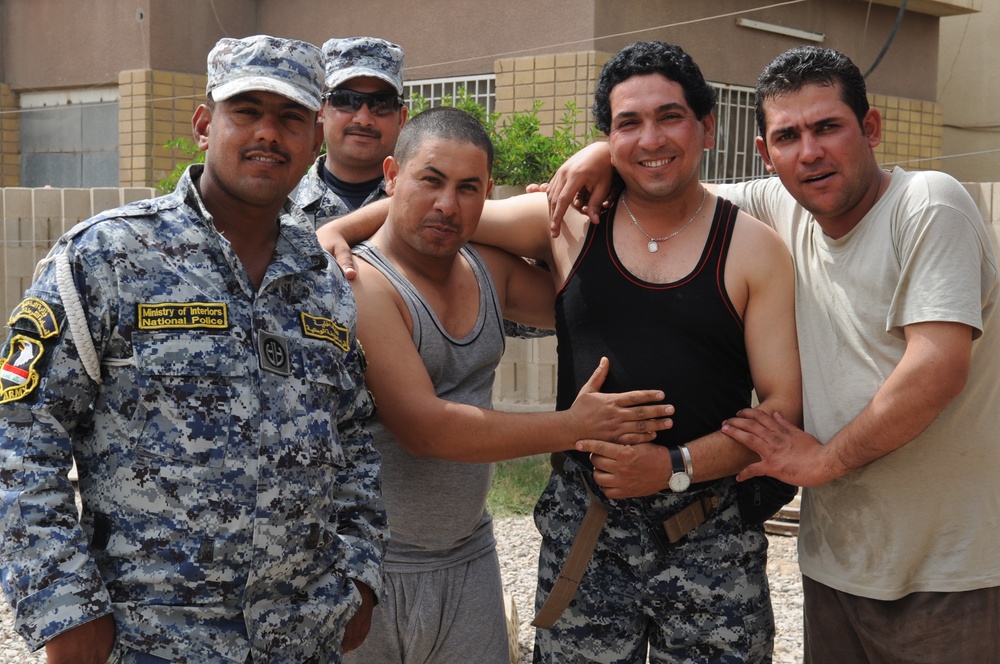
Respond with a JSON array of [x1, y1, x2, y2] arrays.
[[157, 138, 204, 193], [412, 89, 600, 186]]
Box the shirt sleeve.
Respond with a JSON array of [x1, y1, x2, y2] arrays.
[[0, 241, 114, 651], [328, 333, 387, 599], [886, 177, 997, 339]]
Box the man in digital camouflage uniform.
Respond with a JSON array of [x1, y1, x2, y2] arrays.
[[0, 35, 386, 664], [295, 37, 407, 227]]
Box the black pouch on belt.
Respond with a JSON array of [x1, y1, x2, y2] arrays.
[[736, 476, 798, 524]]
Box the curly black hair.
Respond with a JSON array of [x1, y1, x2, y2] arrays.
[[593, 41, 717, 134]]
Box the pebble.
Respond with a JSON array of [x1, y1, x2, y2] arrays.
[[0, 517, 803, 663]]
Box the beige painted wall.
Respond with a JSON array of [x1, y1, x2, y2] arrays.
[[937, 4, 1000, 181], [5, 0, 944, 97]]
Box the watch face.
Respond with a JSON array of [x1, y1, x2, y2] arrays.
[[669, 472, 691, 492]]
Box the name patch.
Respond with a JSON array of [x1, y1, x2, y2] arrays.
[[1, 335, 44, 403], [138, 302, 229, 331], [301, 313, 350, 352], [8, 297, 60, 338]]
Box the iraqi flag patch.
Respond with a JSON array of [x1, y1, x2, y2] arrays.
[[1, 335, 45, 403]]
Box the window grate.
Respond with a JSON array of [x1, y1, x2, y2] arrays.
[[703, 83, 770, 184], [403, 76, 765, 184], [403, 75, 496, 114]]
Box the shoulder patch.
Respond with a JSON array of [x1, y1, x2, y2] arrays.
[[137, 302, 229, 331], [8, 297, 62, 338], [301, 312, 350, 352], [1, 335, 45, 403]]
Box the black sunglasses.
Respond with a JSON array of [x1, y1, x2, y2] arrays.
[[323, 89, 404, 116]]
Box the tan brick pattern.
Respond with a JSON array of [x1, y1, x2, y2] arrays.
[[118, 70, 205, 189], [494, 51, 609, 138], [872, 94, 944, 172], [0, 84, 20, 187]]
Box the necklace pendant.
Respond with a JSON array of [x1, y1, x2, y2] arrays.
[[647, 240, 659, 253]]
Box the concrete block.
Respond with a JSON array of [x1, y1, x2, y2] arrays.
[[91, 188, 122, 214], [3, 188, 33, 221], [123, 188, 156, 204], [514, 70, 534, 86], [63, 188, 94, 224], [534, 54, 555, 70], [555, 53, 577, 68]]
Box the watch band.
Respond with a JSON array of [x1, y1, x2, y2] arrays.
[[668, 447, 690, 492], [679, 444, 694, 479]]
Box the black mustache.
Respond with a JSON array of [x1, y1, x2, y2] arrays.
[[345, 126, 381, 139]]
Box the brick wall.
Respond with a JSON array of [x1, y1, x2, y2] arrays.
[[0, 84, 19, 188], [873, 94, 944, 172], [119, 69, 206, 189], [494, 50, 610, 139]]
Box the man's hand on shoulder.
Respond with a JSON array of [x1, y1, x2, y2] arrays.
[[317, 221, 358, 279]]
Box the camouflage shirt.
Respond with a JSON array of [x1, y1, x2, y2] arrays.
[[294, 155, 389, 229], [0, 166, 387, 662]]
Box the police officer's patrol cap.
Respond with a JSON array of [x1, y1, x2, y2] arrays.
[[323, 37, 404, 95], [207, 35, 325, 112]]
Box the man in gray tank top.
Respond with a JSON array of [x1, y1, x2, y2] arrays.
[[342, 107, 675, 663]]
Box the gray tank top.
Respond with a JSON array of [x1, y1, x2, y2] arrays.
[[354, 241, 505, 571]]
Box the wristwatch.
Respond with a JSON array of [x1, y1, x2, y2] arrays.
[[667, 447, 691, 492]]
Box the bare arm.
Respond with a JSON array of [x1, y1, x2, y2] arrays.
[[318, 194, 558, 280], [724, 320, 971, 487], [473, 242, 555, 330], [316, 198, 393, 278], [578, 216, 801, 499], [351, 262, 673, 463], [469, 192, 556, 265]]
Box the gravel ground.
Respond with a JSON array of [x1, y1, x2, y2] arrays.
[[0, 517, 802, 663]]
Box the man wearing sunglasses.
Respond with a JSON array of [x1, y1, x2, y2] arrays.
[[295, 37, 407, 227]]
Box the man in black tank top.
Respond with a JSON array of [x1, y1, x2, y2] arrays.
[[320, 42, 801, 664], [460, 42, 801, 663]]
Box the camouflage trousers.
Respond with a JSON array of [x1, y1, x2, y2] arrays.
[[532, 457, 774, 663]]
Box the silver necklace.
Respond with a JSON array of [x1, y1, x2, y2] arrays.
[[621, 188, 707, 253]]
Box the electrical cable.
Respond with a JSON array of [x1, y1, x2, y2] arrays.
[[864, 0, 907, 78]]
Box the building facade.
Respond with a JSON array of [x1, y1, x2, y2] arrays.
[[0, 0, 981, 189]]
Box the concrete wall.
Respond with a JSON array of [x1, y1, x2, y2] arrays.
[[938, 3, 1000, 181], [1, 186, 156, 318], [3, 183, 997, 410]]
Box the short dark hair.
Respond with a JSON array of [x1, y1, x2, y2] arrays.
[[395, 106, 494, 174], [593, 41, 717, 134], [755, 46, 869, 138]]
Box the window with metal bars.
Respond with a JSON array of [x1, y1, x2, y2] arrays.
[[403, 75, 767, 184]]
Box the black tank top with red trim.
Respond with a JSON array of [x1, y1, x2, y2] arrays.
[[555, 196, 752, 462]]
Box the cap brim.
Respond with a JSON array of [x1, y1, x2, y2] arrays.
[[211, 76, 321, 112], [326, 67, 403, 95]]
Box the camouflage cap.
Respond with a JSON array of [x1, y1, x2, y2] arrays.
[[207, 35, 324, 111], [323, 37, 404, 95]]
